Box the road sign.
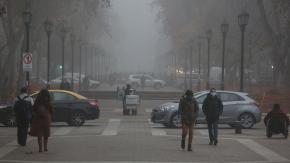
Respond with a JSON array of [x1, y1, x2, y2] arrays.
[[23, 53, 32, 72]]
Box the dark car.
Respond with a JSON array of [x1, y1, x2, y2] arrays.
[[0, 90, 100, 127], [0, 104, 16, 127]]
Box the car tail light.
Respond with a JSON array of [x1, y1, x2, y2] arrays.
[[89, 100, 99, 108]]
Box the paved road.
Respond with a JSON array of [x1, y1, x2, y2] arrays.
[[0, 100, 289, 163]]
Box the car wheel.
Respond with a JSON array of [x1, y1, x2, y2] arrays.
[[69, 112, 85, 126], [239, 113, 255, 129], [4, 114, 16, 127], [170, 112, 181, 128], [154, 83, 162, 89]]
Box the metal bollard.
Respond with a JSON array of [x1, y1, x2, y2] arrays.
[[235, 121, 242, 134]]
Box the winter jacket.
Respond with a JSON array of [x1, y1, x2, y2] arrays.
[[264, 109, 289, 126], [202, 94, 223, 122], [178, 96, 199, 125]]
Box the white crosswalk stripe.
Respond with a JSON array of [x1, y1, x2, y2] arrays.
[[148, 119, 167, 136], [52, 127, 74, 136], [237, 139, 289, 162], [101, 119, 121, 136], [145, 108, 152, 113]]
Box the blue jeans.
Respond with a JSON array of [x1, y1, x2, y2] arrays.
[[207, 121, 218, 142]]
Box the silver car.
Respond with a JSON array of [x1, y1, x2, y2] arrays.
[[151, 90, 262, 129]]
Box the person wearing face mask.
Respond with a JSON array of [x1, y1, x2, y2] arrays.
[[202, 88, 223, 146], [178, 90, 199, 151]]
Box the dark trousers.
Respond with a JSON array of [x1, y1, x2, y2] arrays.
[[17, 121, 29, 146], [207, 121, 218, 142]]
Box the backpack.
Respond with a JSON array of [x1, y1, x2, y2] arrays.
[[13, 96, 32, 121]]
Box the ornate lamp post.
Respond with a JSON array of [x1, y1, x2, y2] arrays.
[[70, 33, 75, 90], [23, 10, 32, 87], [205, 29, 212, 90], [221, 20, 229, 90], [60, 24, 68, 83], [238, 12, 249, 92], [44, 18, 53, 89]]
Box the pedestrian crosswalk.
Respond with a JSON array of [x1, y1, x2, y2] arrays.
[[101, 119, 121, 136]]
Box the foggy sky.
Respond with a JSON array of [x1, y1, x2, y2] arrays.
[[108, 0, 170, 73]]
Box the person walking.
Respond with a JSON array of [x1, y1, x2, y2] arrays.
[[123, 84, 131, 115], [178, 90, 199, 151], [202, 88, 223, 146], [29, 89, 53, 152], [13, 87, 34, 149]]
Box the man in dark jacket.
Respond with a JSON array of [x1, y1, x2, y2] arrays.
[[13, 87, 33, 153], [178, 90, 199, 151], [202, 88, 223, 146], [264, 104, 289, 138]]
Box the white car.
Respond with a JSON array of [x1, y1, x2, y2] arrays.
[[50, 75, 100, 89], [127, 74, 166, 89]]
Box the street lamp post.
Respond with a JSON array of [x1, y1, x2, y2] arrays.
[[205, 29, 212, 90], [197, 37, 202, 91], [23, 10, 32, 87], [60, 25, 68, 83], [70, 33, 75, 90], [78, 39, 82, 90], [189, 40, 193, 90], [238, 12, 249, 92], [221, 21, 229, 90], [44, 18, 53, 89]]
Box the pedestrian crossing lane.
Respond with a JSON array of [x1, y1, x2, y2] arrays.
[[102, 119, 121, 136]]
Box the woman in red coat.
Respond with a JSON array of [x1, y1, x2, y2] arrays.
[[29, 89, 53, 152]]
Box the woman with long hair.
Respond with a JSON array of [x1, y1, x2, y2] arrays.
[[29, 89, 53, 152]]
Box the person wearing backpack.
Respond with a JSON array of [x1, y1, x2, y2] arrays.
[[13, 87, 34, 147], [178, 90, 199, 151]]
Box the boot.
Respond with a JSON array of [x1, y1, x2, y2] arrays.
[[187, 144, 192, 151], [181, 138, 185, 149]]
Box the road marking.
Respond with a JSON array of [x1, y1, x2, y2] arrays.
[[145, 108, 152, 113], [151, 129, 167, 136], [147, 118, 154, 125], [52, 127, 74, 136], [236, 139, 289, 162], [197, 129, 208, 136], [102, 119, 121, 136], [0, 138, 34, 159], [148, 119, 167, 136], [113, 109, 122, 113]]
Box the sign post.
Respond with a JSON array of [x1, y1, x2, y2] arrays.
[[23, 53, 32, 72]]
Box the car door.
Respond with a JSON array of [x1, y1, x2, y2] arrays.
[[195, 93, 208, 123], [51, 92, 76, 122], [145, 75, 154, 87], [218, 92, 242, 123]]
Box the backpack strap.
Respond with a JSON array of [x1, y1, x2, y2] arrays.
[[17, 96, 22, 101], [23, 96, 29, 100]]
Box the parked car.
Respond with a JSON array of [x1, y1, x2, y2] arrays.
[[0, 90, 100, 127], [0, 104, 16, 127], [126, 74, 166, 89], [151, 90, 262, 129]]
